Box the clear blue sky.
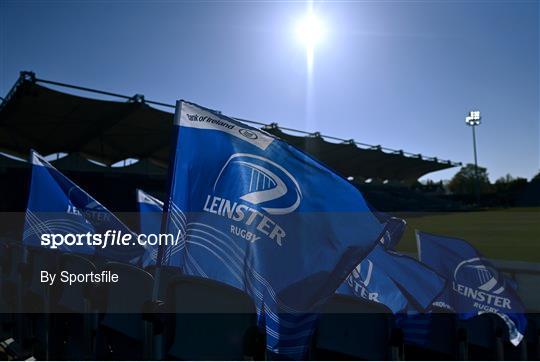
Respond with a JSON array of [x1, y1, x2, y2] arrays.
[[1, 0, 538, 182]]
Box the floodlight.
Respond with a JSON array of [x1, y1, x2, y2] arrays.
[[464, 110, 482, 204], [466, 111, 481, 126]]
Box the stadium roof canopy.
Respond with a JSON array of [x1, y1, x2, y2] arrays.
[[0, 71, 460, 183]]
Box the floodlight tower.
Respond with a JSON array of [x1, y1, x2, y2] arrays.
[[465, 110, 481, 204]]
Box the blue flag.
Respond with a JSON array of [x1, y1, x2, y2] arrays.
[[137, 189, 164, 267], [159, 100, 389, 358], [416, 230, 527, 346], [338, 244, 446, 314], [137, 189, 164, 234], [23, 151, 144, 264], [379, 216, 407, 249]]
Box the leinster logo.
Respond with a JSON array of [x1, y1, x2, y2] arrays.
[[346, 259, 379, 302], [203, 153, 302, 246], [452, 257, 512, 312], [454, 257, 505, 295], [213, 153, 302, 215]]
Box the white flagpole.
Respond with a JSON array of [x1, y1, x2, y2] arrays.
[[415, 229, 422, 261]]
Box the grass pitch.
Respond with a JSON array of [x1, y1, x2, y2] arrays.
[[395, 207, 540, 263]]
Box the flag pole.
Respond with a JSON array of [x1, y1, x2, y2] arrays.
[[415, 229, 422, 261], [152, 100, 183, 300]]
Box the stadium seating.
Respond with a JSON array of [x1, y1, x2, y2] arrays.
[[162, 275, 263, 360], [54, 254, 98, 313], [0, 241, 18, 352], [2, 242, 540, 360], [25, 247, 60, 306], [526, 314, 540, 360], [0, 241, 14, 330], [501, 312, 540, 361], [145, 265, 181, 300], [1, 243, 28, 346], [96, 262, 155, 360], [1, 243, 25, 313], [399, 307, 467, 360], [462, 313, 507, 360], [313, 294, 402, 360], [52, 254, 98, 360], [22, 247, 61, 359]]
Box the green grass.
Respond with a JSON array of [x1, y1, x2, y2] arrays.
[[395, 207, 540, 263]]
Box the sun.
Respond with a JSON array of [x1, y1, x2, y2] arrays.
[[295, 11, 325, 70], [296, 12, 324, 49]]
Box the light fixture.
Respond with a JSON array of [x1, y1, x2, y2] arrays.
[[465, 110, 481, 126]]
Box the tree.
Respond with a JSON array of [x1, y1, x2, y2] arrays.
[[495, 174, 516, 185], [448, 164, 491, 195], [494, 174, 528, 194]]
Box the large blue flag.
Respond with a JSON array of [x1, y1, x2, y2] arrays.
[[338, 244, 446, 314], [137, 189, 164, 267], [23, 151, 144, 264], [158, 100, 389, 358], [416, 231, 527, 346]]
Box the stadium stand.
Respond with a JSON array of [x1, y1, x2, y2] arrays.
[[354, 183, 466, 212], [0, 71, 458, 184], [0, 71, 467, 249]]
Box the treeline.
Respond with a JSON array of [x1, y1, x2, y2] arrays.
[[441, 164, 540, 207]]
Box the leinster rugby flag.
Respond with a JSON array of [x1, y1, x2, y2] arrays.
[[137, 189, 164, 266], [23, 151, 144, 264], [338, 244, 446, 314], [416, 231, 527, 346], [160, 100, 389, 358], [378, 216, 407, 249]]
